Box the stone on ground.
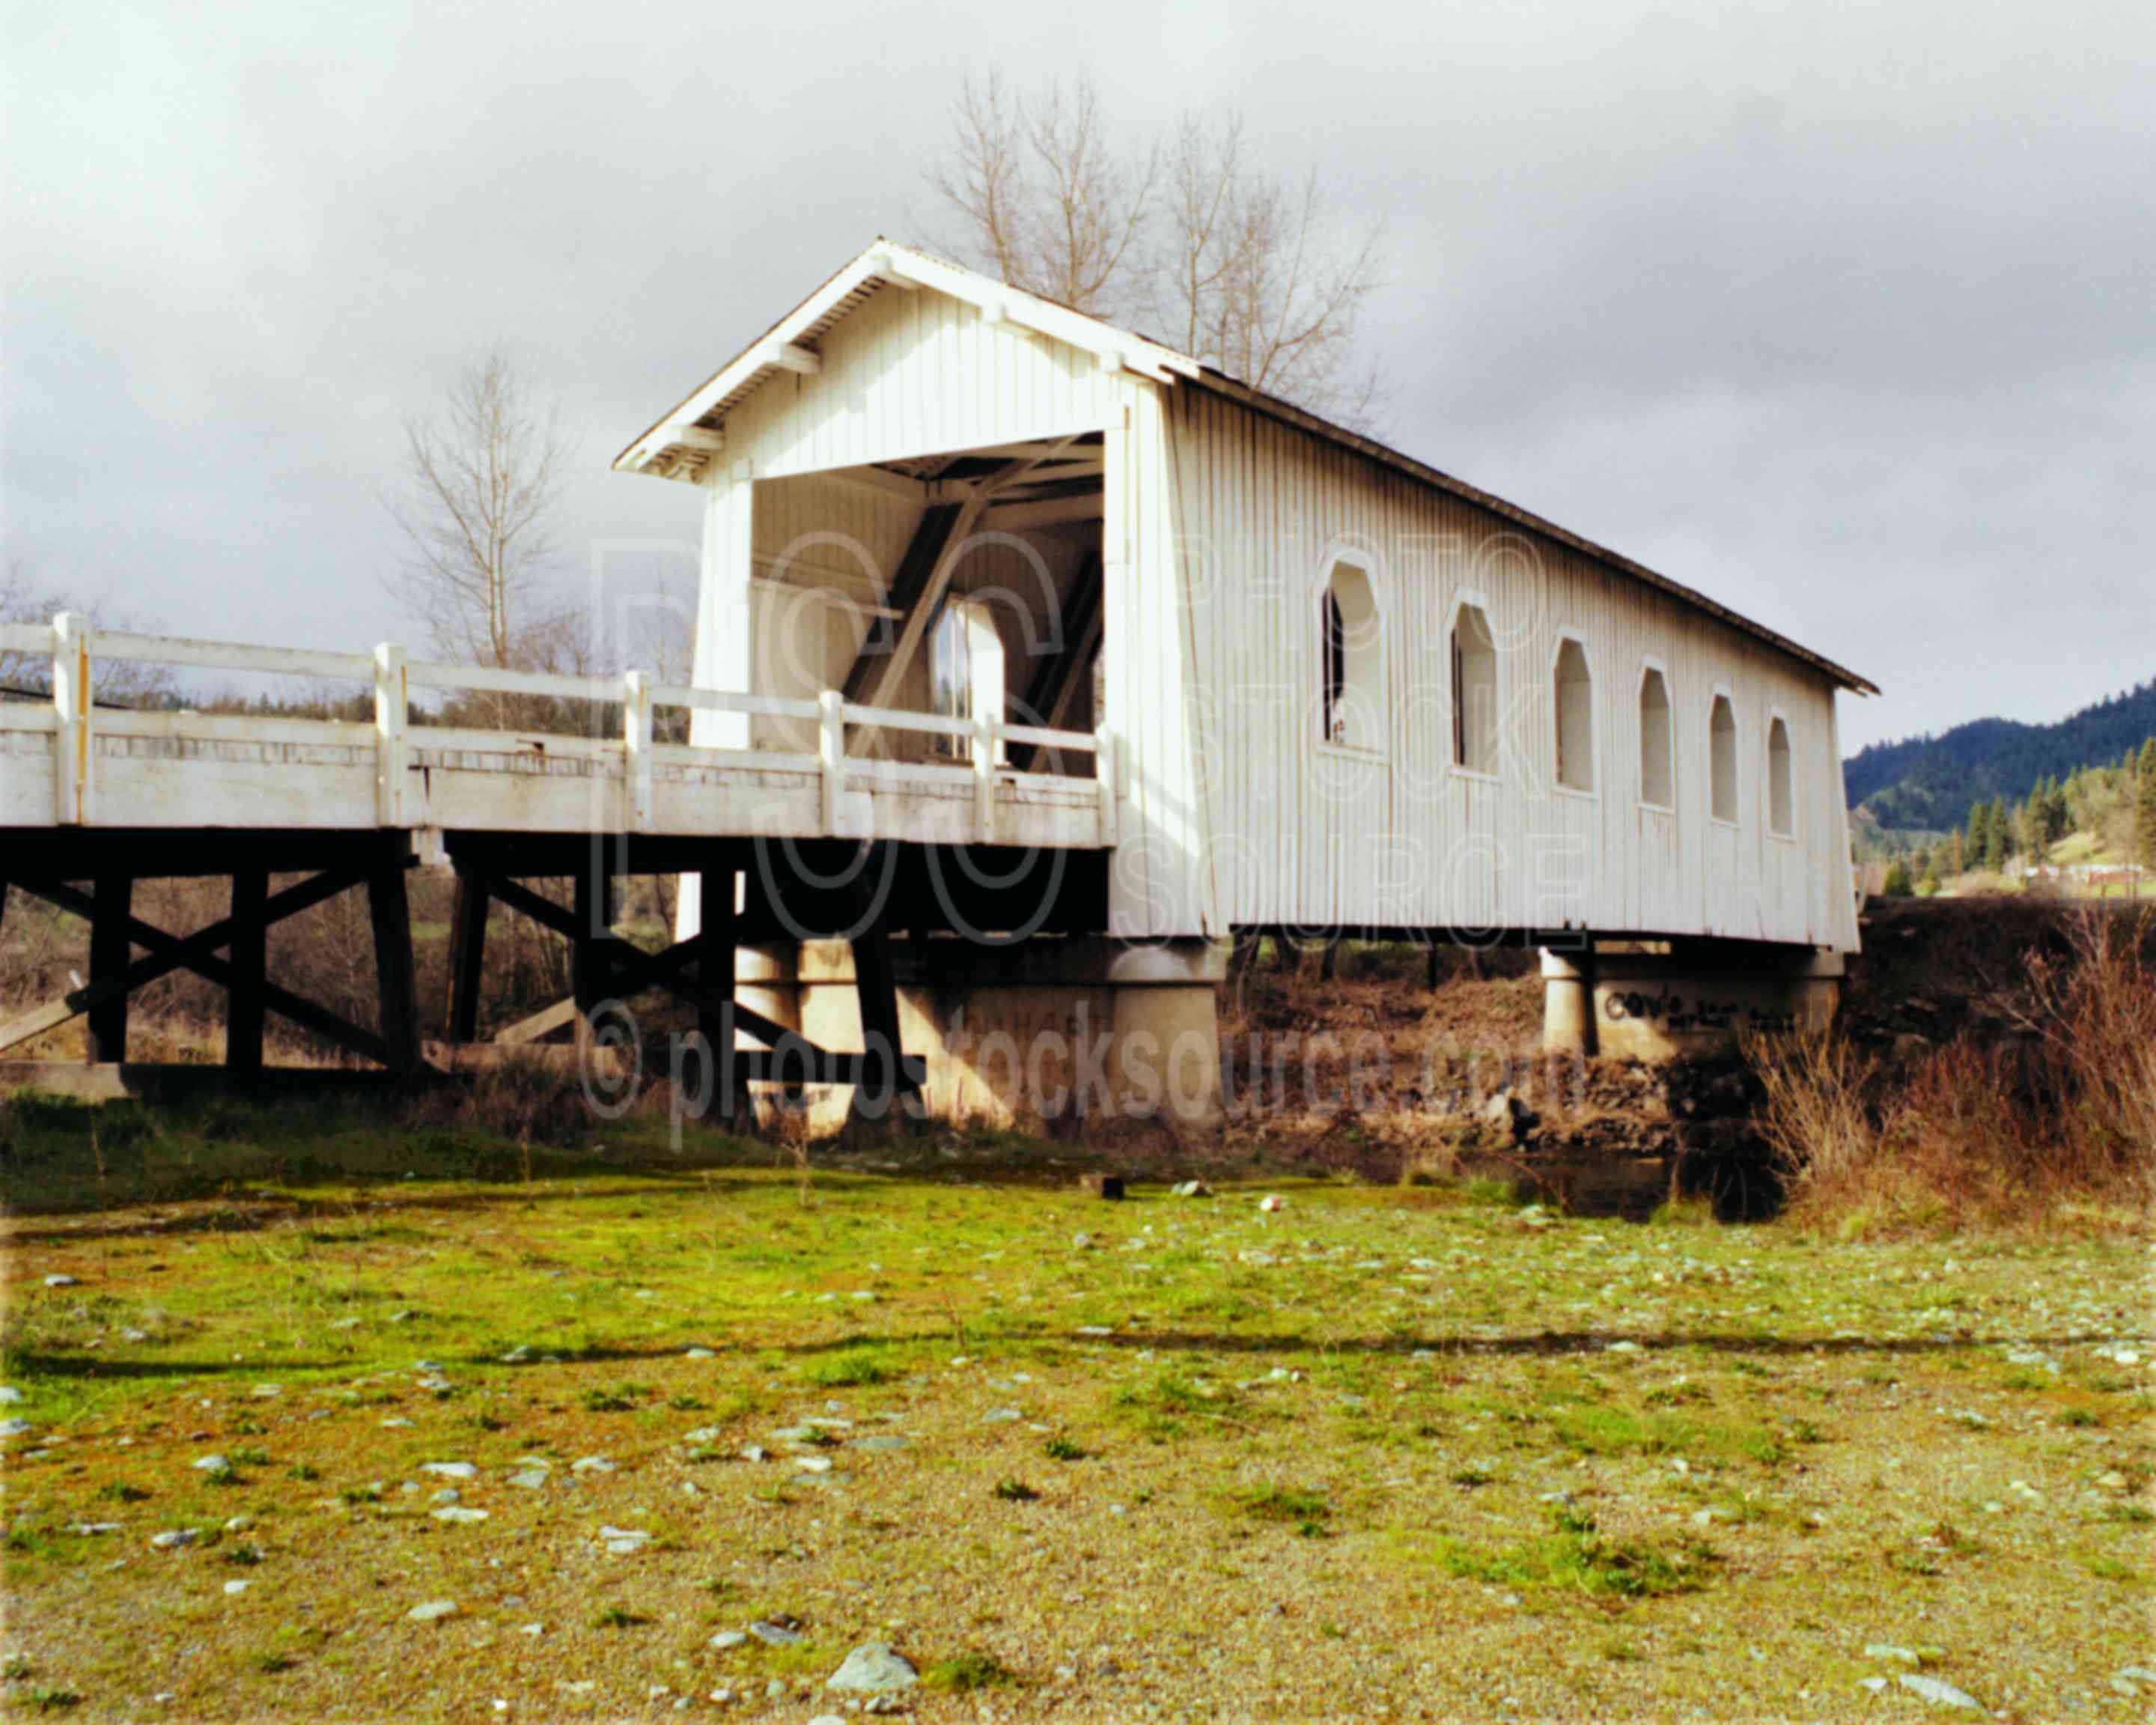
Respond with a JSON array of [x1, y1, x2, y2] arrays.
[[826, 1643, 919, 1694], [1898, 1673, 1982, 1710]]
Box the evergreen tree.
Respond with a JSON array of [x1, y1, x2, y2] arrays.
[[1919, 862, 1942, 895], [1985, 795, 2011, 871], [1945, 830, 1964, 875], [1967, 801, 1991, 868], [1882, 859, 1915, 898]]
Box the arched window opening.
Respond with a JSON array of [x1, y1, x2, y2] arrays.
[[1639, 666, 1674, 809], [1709, 693, 1738, 824], [1319, 558, 1383, 751], [1554, 637, 1595, 794], [1451, 601, 1498, 775], [929, 597, 1005, 761], [1767, 716, 1795, 837]]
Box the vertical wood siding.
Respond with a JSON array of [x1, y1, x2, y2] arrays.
[[1167, 387, 1861, 952], [689, 281, 1857, 951], [721, 282, 1124, 478]]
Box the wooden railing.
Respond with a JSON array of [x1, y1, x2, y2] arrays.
[[0, 616, 1119, 848]]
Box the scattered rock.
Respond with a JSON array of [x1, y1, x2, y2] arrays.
[[43, 1274, 79, 1289], [1172, 1179, 1211, 1198], [795, 1455, 834, 1475], [982, 1408, 1023, 1424], [406, 1599, 459, 1623], [1898, 1674, 1982, 1711], [709, 1631, 747, 1651], [0, 1419, 34, 1439], [570, 1456, 616, 1474], [430, 1506, 489, 1525], [223, 1516, 254, 1533], [1071, 1232, 1095, 1251], [1865, 1644, 1923, 1666], [420, 1461, 478, 1480], [1258, 1194, 1285, 1212], [599, 1524, 651, 1554], [0, 1387, 22, 1405], [508, 1469, 549, 1490], [66, 1521, 124, 1536], [684, 1347, 715, 1360], [826, 1643, 919, 1695], [149, 1530, 197, 1551], [223, 1580, 250, 1596], [740, 1445, 768, 1464], [749, 1618, 805, 1646], [191, 1455, 231, 1473]]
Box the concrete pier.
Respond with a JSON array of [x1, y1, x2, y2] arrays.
[[739, 935, 1227, 1130], [1541, 940, 1843, 1062]]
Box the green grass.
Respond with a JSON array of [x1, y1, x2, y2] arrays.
[[0, 1093, 2146, 1720], [1435, 1508, 1717, 1598], [922, 1650, 1020, 1692]]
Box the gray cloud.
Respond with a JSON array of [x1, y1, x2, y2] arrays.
[[4, 0, 2149, 752]]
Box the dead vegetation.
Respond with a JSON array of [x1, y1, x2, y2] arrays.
[[1751, 905, 2156, 1230]]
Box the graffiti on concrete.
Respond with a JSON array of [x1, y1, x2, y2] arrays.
[[1603, 989, 1795, 1037]]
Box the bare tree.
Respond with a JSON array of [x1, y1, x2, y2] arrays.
[[926, 73, 1157, 320], [923, 76, 1388, 428], [1153, 132, 1387, 426], [383, 347, 577, 673], [1, 561, 177, 707]]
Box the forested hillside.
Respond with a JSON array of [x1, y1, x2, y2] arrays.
[[1845, 681, 2156, 830]]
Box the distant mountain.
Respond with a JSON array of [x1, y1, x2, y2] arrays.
[[1844, 681, 2156, 832]]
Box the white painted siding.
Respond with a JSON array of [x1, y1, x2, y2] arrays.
[[1167, 386, 1860, 951], [678, 276, 1859, 952], [720, 282, 1126, 478]]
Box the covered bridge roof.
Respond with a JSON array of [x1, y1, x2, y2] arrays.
[[618, 240, 1878, 696]]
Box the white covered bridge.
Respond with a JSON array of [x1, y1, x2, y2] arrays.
[[0, 239, 1873, 1115]]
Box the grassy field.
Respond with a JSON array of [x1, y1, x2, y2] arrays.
[[1, 1096, 2150, 1722]]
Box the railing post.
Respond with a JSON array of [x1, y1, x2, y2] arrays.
[[52, 614, 91, 826], [624, 669, 654, 833], [1095, 728, 1118, 846], [974, 711, 996, 843], [374, 642, 408, 827], [818, 689, 845, 834]]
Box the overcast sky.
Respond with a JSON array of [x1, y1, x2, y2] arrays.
[[4, 0, 2149, 755]]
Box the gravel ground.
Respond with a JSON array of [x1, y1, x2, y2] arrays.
[[1, 1120, 2149, 1722]]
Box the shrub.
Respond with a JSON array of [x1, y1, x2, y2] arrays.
[[1750, 906, 2155, 1226]]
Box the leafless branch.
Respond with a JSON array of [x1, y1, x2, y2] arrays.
[[380, 346, 578, 675], [922, 79, 1388, 428]]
